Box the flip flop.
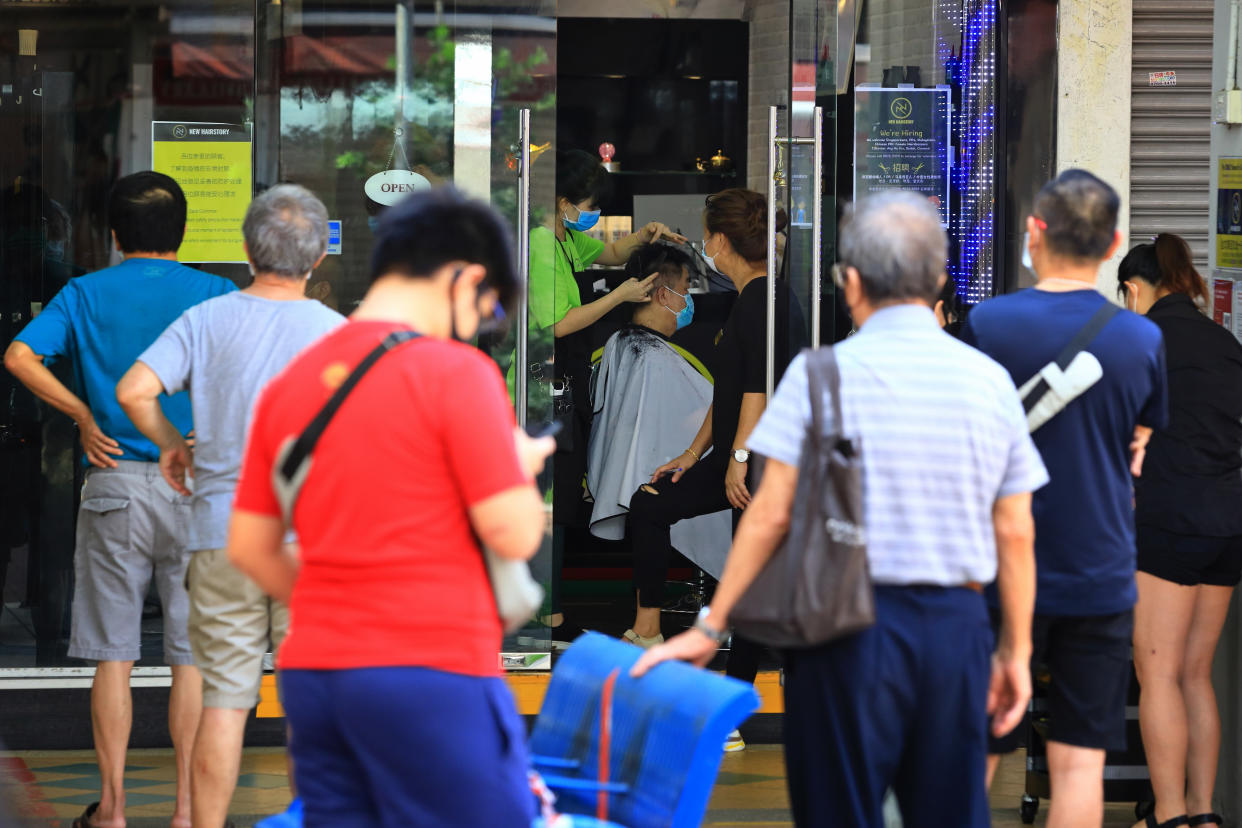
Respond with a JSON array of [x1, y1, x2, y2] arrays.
[[71, 802, 100, 828]]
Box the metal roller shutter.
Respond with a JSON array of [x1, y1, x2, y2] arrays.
[[1130, 0, 1214, 267]]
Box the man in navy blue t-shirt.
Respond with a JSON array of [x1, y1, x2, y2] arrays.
[[4, 172, 235, 828], [962, 169, 1167, 826]]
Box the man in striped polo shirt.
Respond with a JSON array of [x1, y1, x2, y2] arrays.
[[634, 190, 1048, 827]]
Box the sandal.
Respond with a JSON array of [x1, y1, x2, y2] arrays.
[[71, 802, 100, 828], [1188, 815, 1222, 827], [1143, 814, 1189, 828]]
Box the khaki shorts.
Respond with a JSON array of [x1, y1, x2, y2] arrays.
[[69, 462, 193, 665], [187, 547, 290, 709]]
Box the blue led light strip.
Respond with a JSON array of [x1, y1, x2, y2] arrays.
[[946, 0, 997, 305]]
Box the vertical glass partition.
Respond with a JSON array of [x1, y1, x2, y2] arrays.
[[787, 0, 840, 351], [0, 0, 256, 667], [255, 1, 557, 668]]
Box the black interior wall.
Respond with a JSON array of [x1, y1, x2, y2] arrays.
[[556, 18, 748, 217]]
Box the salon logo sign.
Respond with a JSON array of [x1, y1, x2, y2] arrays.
[[364, 169, 431, 207]]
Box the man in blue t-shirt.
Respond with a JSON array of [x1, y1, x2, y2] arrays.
[[962, 169, 1167, 826], [3, 172, 235, 828]]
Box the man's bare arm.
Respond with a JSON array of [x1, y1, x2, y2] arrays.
[[989, 491, 1036, 736], [117, 361, 193, 494], [4, 340, 121, 468], [228, 511, 298, 603]]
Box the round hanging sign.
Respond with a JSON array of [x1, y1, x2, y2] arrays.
[[364, 169, 430, 206]]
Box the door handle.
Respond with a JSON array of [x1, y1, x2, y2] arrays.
[[811, 105, 824, 350], [515, 108, 531, 428], [766, 105, 778, 400]]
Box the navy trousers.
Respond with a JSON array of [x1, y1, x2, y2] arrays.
[[281, 666, 535, 828], [782, 586, 993, 828]]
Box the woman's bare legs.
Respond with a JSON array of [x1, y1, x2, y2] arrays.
[[1132, 572, 1197, 826], [1181, 584, 1234, 822]]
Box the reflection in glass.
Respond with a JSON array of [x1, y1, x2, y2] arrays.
[[0, 0, 557, 668], [0, 0, 254, 667]]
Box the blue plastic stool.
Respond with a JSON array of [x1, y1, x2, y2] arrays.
[[529, 632, 760, 828]]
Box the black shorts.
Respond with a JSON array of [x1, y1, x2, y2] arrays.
[[1136, 524, 1242, 587], [988, 610, 1133, 753]]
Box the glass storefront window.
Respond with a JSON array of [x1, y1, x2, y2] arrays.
[[1, 0, 256, 667], [1, 0, 1003, 675], [0, 0, 557, 669]]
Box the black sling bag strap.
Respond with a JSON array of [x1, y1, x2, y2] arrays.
[[1020, 302, 1119, 414], [273, 329, 421, 523], [1055, 302, 1120, 370]]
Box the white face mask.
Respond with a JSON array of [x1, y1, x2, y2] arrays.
[[700, 236, 722, 275], [1021, 231, 1034, 272]]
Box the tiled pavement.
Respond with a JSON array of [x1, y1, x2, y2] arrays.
[[1, 747, 1146, 827]]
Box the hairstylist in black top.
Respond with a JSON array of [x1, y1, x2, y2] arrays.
[[1118, 233, 1242, 828], [625, 190, 802, 734]]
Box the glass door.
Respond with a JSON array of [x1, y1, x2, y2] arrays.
[[760, 0, 840, 393], [255, 0, 556, 669], [782, 0, 837, 358]]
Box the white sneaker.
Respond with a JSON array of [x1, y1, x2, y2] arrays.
[[622, 629, 665, 649], [724, 729, 746, 752]]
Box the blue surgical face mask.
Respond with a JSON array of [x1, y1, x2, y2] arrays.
[[1021, 231, 1033, 272], [44, 241, 65, 262], [663, 287, 695, 331], [562, 203, 601, 232]]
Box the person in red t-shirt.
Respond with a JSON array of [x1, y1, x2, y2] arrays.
[[228, 187, 553, 827]]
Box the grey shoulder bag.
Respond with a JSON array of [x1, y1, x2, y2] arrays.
[[730, 346, 874, 649], [272, 329, 543, 634]]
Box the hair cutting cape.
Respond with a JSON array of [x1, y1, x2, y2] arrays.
[[586, 326, 731, 578]]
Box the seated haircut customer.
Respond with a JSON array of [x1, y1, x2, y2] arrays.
[[228, 187, 553, 827], [4, 171, 236, 828], [586, 243, 732, 601], [962, 169, 1168, 828], [628, 189, 804, 753], [1119, 234, 1242, 828], [117, 184, 345, 828], [634, 190, 1048, 828]]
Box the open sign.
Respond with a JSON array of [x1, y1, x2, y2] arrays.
[[364, 169, 431, 206]]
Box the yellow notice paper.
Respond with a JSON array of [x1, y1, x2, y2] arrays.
[[1218, 158, 1242, 270], [152, 122, 252, 263]]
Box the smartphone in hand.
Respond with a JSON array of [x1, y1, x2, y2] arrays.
[[526, 420, 564, 441]]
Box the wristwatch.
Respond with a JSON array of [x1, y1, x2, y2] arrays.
[[693, 606, 730, 645], [732, 448, 751, 464]]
